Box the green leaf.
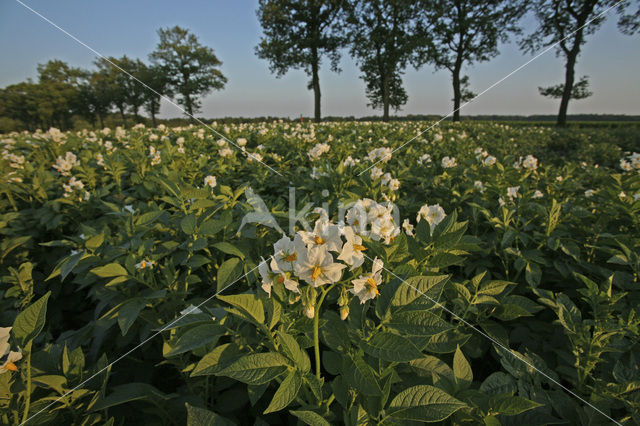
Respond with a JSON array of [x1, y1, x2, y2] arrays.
[[216, 258, 243, 292], [480, 372, 517, 396], [199, 215, 231, 236], [213, 242, 245, 260], [12, 291, 51, 346], [391, 275, 449, 307], [218, 293, 264, 324], [389, 385, 465, 422], [218, 352, 289, 385], [85, 234, 105, 250], [117, 299, 146, 336], [264, 370, 302, 413], [164, 324, 225, 357], [453, 346, 473, 389], [60, 252, 84, 281], [361, 332, 423, 362], [345, 354, 381, 396], [91, 263, 128, 278], [385, 310, 453, 336], [181, 214, 197, 235], [290, 410, 331, 426], [479, 280, 514, 296], [135, 211, 165, 227], [92, 383, 172, 411], [489, 394, 543, 416], [278, 331, 311, 373], [185, 403, 234, 426], [191, 343, 241, 377]]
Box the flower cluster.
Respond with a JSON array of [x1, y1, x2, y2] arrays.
[[259, 215, 389, 317], [342, 156, 360, 167], [346, 198, 400, 244], [441, 156, 457, 168], [62, 177, 90, 201], [53, 151, 79, 176], [149, 145, 161, 166], [2, 151, 25, 169], [417, 153, 431, 165], [308, 142, 330, 160], [620, 152, 640, 171], [367, 147, 393, 163], [417, 203, 446, 230]]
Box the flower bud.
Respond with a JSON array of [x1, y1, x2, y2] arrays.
[[340, 306, 349, 321], [304, 305, 315, 319]]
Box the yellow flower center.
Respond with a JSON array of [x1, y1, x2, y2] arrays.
[[285, 253, 297, 262], [141, 261, 146, 268], [314, 236, 324, 245], [366, 277, 380, 295], [312, 266, 322, 280], [353, 244, 366, 252], [5, 362, 17, 372]]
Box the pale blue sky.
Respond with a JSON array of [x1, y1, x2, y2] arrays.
[[1, 0, 638, 118]]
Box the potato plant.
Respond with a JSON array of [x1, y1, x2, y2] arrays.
[[0, 121, 638, 425]]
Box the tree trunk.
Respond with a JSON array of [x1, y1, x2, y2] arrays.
[[119, 105, 127, 128], [98, 114, 104, 129], [311, 50, 321, 123], [382, 74, 390, 122], [557, 51, 577, 127], [185, 95, 194, 122], [452, 62, 462, 122], [151, 109, 157, 127]]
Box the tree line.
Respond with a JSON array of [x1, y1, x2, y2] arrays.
[[1, 0, 638, 131], [0, 26, 227, 131]]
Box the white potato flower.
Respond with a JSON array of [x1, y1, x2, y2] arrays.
[[441, 156, 457, 168], [402, 218, 414, 236], [350, 257, 384, 304], [507, 186, 520, 199], [337, 226, 366, 270], [135, 259, 155, 270], [204, 175, 217, 188], [370, 166, 384, 180], [417, 203, 446, 230], [300, 218, 343, 252], [294, 245, 346, 287], [0, 327, 22, 374], [532, 190, 544, 199]]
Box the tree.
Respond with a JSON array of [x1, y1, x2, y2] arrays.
[[94, 57, 129, 126], [87, 66, 116, 129], [150, 26, 227, 119], [417, 0, 526, 122], [118, 56, 146, 123], [137, 63, 172, 127], [36, 60, 85, 129], [0, 82, 40, 131], [347, 0, 421, 121], [255, 0, 348, 122], [521, 0, 639, 126]]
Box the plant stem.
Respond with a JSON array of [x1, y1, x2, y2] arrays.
[[21, 340, 33, 424], [313, 284, 335, 380]]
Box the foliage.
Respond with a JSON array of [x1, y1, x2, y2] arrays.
[[150, 26, 227, 119], [0, 120, 639, 425], [255, 0, 348, 122], [416, 0, 526, 122], [520, 0, 639, 126]]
